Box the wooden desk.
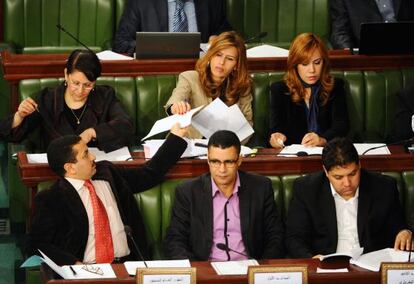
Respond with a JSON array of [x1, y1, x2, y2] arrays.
[[2, 50, 414, 110], [17, 145, 413, 222], [41, 259, 379, 284]]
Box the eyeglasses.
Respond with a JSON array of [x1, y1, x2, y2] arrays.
[[69, 78, 94, 91], [81, 265, 103, 275], [208, 158, 238, 168]]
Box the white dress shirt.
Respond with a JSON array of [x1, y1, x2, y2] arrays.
[[66, 178, 130, 263], [330, 184, 361, 253]]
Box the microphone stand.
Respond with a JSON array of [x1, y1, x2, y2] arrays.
[[56, 24, 94, 53]]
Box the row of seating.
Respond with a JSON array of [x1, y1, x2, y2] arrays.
[[2, 0, 329, 53]]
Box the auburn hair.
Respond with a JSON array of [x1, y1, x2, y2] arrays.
[[284, 33, 333, 106], [196, 31, 251, 105]]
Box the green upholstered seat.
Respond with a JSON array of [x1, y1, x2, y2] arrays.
[[3, 0, 115, 54]]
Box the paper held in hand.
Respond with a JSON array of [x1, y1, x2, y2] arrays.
[[142, 98, 254, 142]]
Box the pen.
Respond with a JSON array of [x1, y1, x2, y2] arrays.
[[277, 138, 285, 147], [70, 265, 77, 275], [195, 142, 208, 148]]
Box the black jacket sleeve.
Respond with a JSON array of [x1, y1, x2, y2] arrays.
[[393, 85, 414, 141], [329, 0, 354, 49]]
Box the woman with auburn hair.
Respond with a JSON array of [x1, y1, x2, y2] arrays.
[[165, 31, 252, 141], [269, 33, 349, 148]]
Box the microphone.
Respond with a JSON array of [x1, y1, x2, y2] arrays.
[[216, 243, 249, 258], [361, 137, 414, 155], [124, 225, 148, 267], [245, 32, 268, 44], [56, 24, 93, 53]]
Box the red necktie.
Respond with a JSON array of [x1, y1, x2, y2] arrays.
[[84, 180, 114, 263]]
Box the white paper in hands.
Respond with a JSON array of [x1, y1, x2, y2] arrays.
[[141, 105, 205, 141], [192, 98, 254, 141]]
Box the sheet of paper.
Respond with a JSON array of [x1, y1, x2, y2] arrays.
[[124, 259, 191, 275], [96, 50, 134, 61], [247, 44, 289, 58], [192, 98, 254, 141], [143, 139, 253, 159], [63, 264, 116, 279], [316, 268, 349, 273], [142, 105, 205, 141], [353, 143, 390, 155], [89, 146, 132, 162], [38, 250, 68, 279], [27, 147, 132, 163], [350, 248, 410, 272], [211, 259, 259, 275], [278, 144, 323, 157]]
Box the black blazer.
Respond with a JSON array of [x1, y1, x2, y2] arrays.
[[394, 84, 414, 141], [27, 134, 187, 265], [330, 0, 414, 49], [164, 171, 285, 260], [113, 0, 232, 54], [0, 83, 134, 152], [269, 78, 349, 146], [286, 170, 407, 258]]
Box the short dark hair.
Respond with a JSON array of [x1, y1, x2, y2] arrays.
[[66, 49, 101, 81], [47, 135, 81, 177], [322, 137, 359, 171], [208, 130, 241, 155]]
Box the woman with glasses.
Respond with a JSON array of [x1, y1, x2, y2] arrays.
[[164, 31, 252, 142], [269, 33, 349, 149], [0, 49, 133, 152]]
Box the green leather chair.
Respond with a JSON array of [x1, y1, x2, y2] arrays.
[[3, 0, 115, 54]]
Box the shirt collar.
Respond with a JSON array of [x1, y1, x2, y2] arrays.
[[211, 172, 241, 197], [65, 177, 88, 192], [330, 182, 360, 201]]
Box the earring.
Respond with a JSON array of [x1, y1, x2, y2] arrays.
[[64, 80, 67, 86]]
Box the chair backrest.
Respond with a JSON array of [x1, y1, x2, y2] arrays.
[[3, 0, 115, 53], [226, 0, 330, 48]]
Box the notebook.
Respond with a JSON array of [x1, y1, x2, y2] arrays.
[[359, 22, 414, 55], [135, 32, 200, 59]]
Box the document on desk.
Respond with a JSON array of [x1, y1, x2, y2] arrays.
[[39, 250, 115, 279], [350, 248, 411, 272], [211, 259, 259, 275], [278, 144, 323, 157], [27, 147, 131, 163], [96, 50, 134, 61], [319, 247, 363, 261], [124, 259, 191, 275], [353, 143, 390, 155], [141, 105, 205, 141], [192, 98, 254, 142], [247, 44, 289, 58]]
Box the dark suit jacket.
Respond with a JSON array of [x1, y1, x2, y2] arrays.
[[286, 169, 406, 258], [269, 78, 349, 146], [330, 0, 414, 49], [113, 0, 232, 54], [27, 134, 187, 265], [164, 171, 285, 260], [394, 84, 414, 141], [0, 83, 134, 152]]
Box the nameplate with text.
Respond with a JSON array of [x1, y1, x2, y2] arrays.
[[136, 267, 196, 284], [381, 263, 414, 284], [248, 265, 308, 284]]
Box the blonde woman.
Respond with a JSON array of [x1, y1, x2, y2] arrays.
[[165, 31, 252, 141]]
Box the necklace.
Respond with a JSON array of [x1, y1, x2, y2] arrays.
[[69, 104, 87, 124]]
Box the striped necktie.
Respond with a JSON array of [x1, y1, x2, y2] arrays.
[[84, 180, 114, 263], [172, 0, 188, 32]]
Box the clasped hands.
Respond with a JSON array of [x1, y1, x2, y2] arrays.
[[269, 132, 327, 149]]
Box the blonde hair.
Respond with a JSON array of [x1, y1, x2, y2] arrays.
[[196, 31, 251, 105], [284, 33, 333, 105]]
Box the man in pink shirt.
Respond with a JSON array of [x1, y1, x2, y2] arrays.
[[164, 130, 284, 260]]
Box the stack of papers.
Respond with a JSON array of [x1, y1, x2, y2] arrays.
[[27, 147, 132, 164], [143, 139, 254, 159], [142, 98, 254, 142], [39, 250, 115, 279], [96, 50, 134, 61], [124, 259, 191, 275], [211, 259, 259, 275], [350, 248, 411, 272]]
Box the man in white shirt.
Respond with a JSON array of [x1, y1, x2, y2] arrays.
[[27, 124, 187, 265], [286, 137, 411, 258]]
